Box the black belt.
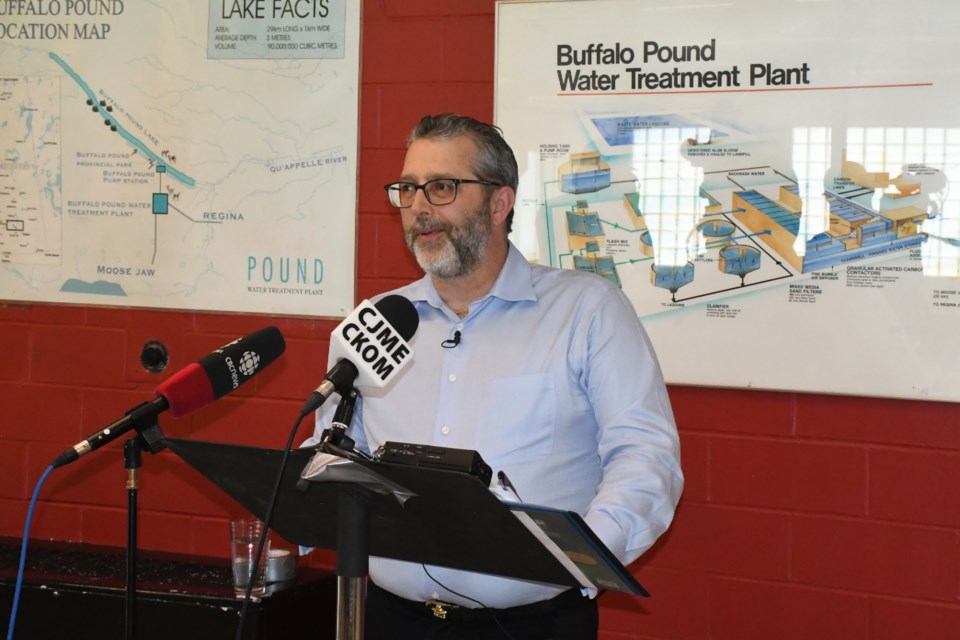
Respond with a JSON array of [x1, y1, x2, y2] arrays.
[[368, 581, 589, 622]]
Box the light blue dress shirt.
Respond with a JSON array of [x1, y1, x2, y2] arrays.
[[305, 243, 683, 608]]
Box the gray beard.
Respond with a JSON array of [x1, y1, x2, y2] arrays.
[[407, 206, 492, 279]]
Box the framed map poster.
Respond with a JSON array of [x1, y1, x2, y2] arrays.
[[0, 0, 360, 317]]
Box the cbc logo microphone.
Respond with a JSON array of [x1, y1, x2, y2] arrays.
[[238, 351, 261, 376]]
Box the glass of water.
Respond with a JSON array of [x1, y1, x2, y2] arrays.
[[230, 518, 269, 599]]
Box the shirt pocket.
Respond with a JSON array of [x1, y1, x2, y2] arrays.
[[477, 372, 557, 465]]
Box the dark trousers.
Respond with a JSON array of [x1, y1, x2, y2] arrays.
[[364, 581, 599, 640]]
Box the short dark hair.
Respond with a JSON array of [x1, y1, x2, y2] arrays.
[[408, 113, 519, 232]]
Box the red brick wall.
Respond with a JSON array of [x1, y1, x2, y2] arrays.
[[1, 1, 958, 637]]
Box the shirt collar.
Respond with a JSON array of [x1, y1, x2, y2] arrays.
[[405, 242, 537, 308]]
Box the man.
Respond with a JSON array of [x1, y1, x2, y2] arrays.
[[307, 114, 683, 639]]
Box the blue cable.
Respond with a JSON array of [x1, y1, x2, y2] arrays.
[[6, 464, 54, 640]]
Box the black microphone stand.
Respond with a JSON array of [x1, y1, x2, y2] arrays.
[[119, 410, 168, 640], [316, 388, 370, 639], [124, 437, 142, 640]]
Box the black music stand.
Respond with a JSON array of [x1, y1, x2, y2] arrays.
[[163, 437, 647, 639]]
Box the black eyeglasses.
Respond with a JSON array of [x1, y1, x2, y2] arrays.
[[383, 178, 502, 208]]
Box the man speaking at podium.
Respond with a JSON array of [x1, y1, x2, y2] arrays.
[[307, 113, 683, 639]]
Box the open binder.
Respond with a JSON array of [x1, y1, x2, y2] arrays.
[[508, 503, 649, 596], [163, 437, 649, 601]]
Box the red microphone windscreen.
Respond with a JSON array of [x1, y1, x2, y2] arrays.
[[155, 362, 216, 417]]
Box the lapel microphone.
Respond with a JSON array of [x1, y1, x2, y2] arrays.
[[441, 330, 461, 348]]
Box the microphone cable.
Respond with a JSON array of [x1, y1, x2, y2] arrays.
[[6, 465, 54, 640], [234, 406, 312, 640]]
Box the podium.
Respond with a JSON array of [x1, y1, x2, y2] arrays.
[[164, 437, 647, 638]]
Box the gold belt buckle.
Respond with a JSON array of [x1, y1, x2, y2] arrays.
[[426, 599, 456, 620]]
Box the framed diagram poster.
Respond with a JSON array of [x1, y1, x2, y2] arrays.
[[0, 1, 360, 317], [496, 0, 960, 401]]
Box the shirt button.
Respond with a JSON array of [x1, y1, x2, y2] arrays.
[[448, 373, 457, 382], [441, 426, 450, 435]]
